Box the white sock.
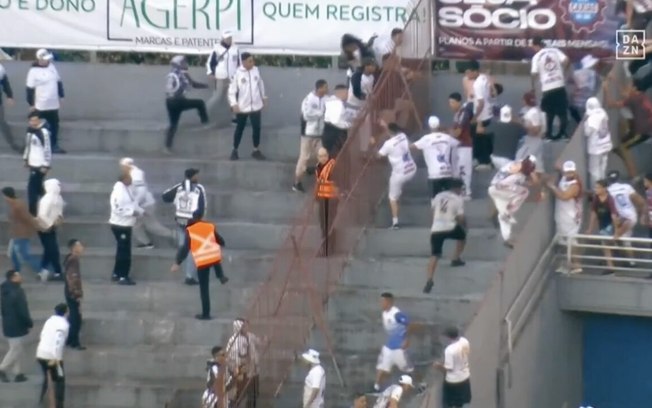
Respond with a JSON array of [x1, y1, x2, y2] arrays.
[[392, 217, 398, 225], [374, 383, 380, 391]]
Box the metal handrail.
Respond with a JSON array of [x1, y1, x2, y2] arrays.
[[566, 234, 652, 275]]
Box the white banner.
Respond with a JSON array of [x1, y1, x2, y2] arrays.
[[0, 0, 412, 55]]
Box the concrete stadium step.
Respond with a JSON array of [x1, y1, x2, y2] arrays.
[[2, 182, 309, 222], [374, 197, 496, 228], [8, 120, 301, 162], [0, 153, 295, 190], [1, 247, 273, 283], [21, 281, 252, 315], [0, 216, 308, 251]]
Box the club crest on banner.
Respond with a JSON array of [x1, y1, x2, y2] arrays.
[[560, 0, 607, 33]]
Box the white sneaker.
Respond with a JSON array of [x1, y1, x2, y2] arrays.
[[39, 269, 50, 283]]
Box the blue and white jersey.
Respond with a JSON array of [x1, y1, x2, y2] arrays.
[[382, 306, 409, 350]]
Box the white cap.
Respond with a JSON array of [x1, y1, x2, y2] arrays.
[[500, 105, 512, 123], [527, 154, 537, 164], [562, 160, 576, 172], [36, 48, 53, 61], [398, 375, 414, 387], [301, 349, 320, 364], [222, 30, 233, 39], [171, 55, 185, 65], [119, 157, 134, 166], [427, 116, 440, 130], [581, 54, 598, 69]]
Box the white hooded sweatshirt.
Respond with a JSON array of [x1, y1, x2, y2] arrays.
[[109, 180, 143, 227], [36, 314, 69, 361], [584, 97, 612, 155], [228, 65, 266, 113], [36, 179, 65, 231]]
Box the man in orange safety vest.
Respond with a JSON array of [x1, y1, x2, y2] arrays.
[[315, 147, 338, 256]]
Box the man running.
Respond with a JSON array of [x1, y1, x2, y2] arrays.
[[606, 171, 648, 263]]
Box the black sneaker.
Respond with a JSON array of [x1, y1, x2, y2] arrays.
[[423, 279, 434, 294], [251, 150, 266, 160], [451, 259, 465, 267], [230, 150, 239, 160], [292, 182, 305, 193], [219, 276, 229, 285], [14, 374, 27, 383], [0, 370, 9, 383], [111, 275, 119, 282], [50, 273, 64, 282], [185, 277, 199, 286], [195, 314, 212, 321], [137, 243, 155, 249], [118, 278, 136, 286]]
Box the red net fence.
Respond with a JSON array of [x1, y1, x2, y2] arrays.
[[213, 1, 434, 406]]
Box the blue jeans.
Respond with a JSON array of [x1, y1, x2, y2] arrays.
[[8, 238, 41, 273], [177, 224, 197, 280]]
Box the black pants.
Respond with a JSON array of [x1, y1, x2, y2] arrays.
[[38, 359, 65, 408], [65, 295, 82, 347], [38, 229, 62, 276], [165, 97, 208, 148], [318, 199, 338, 256], [322, 123, 348, 157], [541, 87, 569, 138], [233, 110, 262, 150], [27, 168, 46, 215], [471, 119, 493, 165], [197, 263, 225, 318], [110, 225, 132, 280], [569, 106, 584, 125], [0, 104, 19, 151], [429, 177, 453, 198], [38, 109, 60, 148]]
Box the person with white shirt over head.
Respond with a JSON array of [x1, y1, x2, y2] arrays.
[[466, 60, 494, 170], [228, 52, 268, 161], [109, 173, 143, 286], [423, 179, 467, 294], [24, 111, 52, 216], [372, 375, 414, 408], [530, 37, 570, 140], [119, 158, 173, 249], [294, 80, 329, 193], [411, 116, 460, 199], [36, 303, 69, 408], [377, 121, 417, 229], [26, 49, 66, 154], [36, 178, 65, 282], [301, 349, 325, 408], [606, 171, 648, 263], [206, 30, 241, 126], [584, 97, 613, 188], [434, 327, 471, 408]]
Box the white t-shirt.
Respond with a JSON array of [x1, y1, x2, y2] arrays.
[[413, 132, 459, 179], [584, 111, 613, 155], [379, 133, 416, 176], [472, 74, 493, 122], [608, 182, 638, 223], [373, 35, 396, 67], [303, 364, 325, 408], [26, 63, 62, 111], [523, 106, 547, 138], [491, 162, 527, 188], [444, 337, 471, 383], [431, 190, 464, 232], [373, 384, 404, 408], [531, 48, 568, 92]]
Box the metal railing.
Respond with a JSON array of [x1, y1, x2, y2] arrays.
[[564, 234, 652, 276]]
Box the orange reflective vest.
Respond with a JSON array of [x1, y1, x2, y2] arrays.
[[187, 221, 222, 269], [316, 159, 338, 199]]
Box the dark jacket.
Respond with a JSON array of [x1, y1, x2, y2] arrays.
[[176, 221, 226, 265], [0, 280, 33, 338], [64, 254, 83, 300], [0, 64, 13, 106]]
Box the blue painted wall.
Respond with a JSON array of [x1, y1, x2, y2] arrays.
[[583, 313, 652, 408]]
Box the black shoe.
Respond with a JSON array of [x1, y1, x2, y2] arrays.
[[423, 279, 434, 294], [52, 146, 67, 154], [70, 345, 86, 351], [200, 117, 209, 125], [49, 273, 64, 282], [451, 259, 465, 267], [118, 278, 136, 286], [111, 275, 119, 282], [230, 150, 239, 160], [185, 277, 199, 286], [195, 314, 212, 321], [292, 182, 305, 193], [0, 370, 9, 383], [251, 150, 266, 160], [136, 243, 155, 249], [219, 276, 229, 285], [14, 374, 27, 383]]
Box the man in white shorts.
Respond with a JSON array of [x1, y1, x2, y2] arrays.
[[374, 293, 414, 393], [584, 97, 612, 189], [607, 171, 648, 261], [488, 155, 539, 248], [378, 122, 417, 229], [373, 375, 414, 408], [411, 116, 459, 198], [517, 94, 545, 174]]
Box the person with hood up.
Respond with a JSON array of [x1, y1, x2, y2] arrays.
[[226, 318, 263, 407], [164, 55, 209, 154], [0, 270, 33, 383], [36, 178, 65, 282], [109, 173, 143, 285], [26, 49, 66, 154], [584, 97, 613, 189], [206, 30, 241, 125], [228, 52, 268, 161]]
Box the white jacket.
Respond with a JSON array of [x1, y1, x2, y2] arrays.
[[301, 91, 326, 137], [37, 179, 65, 231], [23, 126, 52, 168], [36, 315, 69, 361], [109, 181, 143, 227], [130, 166, 155, 208], [228, 66, 266, 113], [206, 43, 241, 80]]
